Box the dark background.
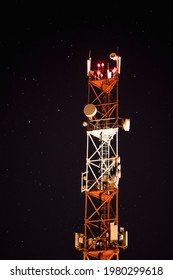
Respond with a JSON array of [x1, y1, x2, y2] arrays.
[[0, 1, 172, 260]]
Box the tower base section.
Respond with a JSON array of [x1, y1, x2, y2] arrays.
[[83, 248, 120, 260]]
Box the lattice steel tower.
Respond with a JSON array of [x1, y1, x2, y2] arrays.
[[75, 50, 130, 260]]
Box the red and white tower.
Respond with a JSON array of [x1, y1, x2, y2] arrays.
[[75, 50, 130, 260]]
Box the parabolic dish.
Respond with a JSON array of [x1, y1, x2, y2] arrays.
[[83, 104, 97, 117]]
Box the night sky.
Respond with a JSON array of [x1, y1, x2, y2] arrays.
[[0, 2, 173, 260]]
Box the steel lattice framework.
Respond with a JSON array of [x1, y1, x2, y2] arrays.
[[75, 51, 130, 260]]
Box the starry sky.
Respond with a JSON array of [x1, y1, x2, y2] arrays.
[[0, 1, 173, 260]]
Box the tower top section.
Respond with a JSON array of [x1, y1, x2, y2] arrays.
[[87, 51, 121, 80], [83, 50, 130, 132]]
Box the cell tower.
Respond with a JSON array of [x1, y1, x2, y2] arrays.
[[75, 50, 130, 260]]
